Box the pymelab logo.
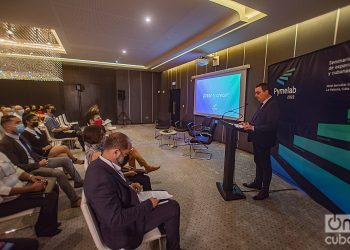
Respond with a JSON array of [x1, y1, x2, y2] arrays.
[[274, 68, 297, 100]]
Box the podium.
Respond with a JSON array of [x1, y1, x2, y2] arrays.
[[216, 120, 246, 201]]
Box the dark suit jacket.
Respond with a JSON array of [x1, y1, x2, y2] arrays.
[[21, 129, 50, 156], [0, 135, 43, 172], [84, 158, 153, 250], [248, 97, 280, 148]]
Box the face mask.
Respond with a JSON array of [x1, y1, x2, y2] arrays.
[[8, 112, 14, 115], [32, 122, 39, 127], [117, 154, 129, 167], [15, 123, 25, 134], [17, 109, 24, 116], [94, 118, 103, 126]]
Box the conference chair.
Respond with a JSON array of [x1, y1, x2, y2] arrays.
[[40, 124, 79, 150], [0, 208, 38, 235], [62, 113, 78, 126], [174, 114, 193, 143], [81, 191, 163, 250], [188, 118, 218, 160]]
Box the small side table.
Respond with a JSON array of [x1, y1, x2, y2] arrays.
[[159, 130, 177, 149]]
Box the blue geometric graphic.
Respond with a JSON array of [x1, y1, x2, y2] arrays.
[[276, 68, 296, 86], [278, 144, 350, 213]]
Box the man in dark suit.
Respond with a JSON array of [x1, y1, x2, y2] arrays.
[[0, 115, 82, 207], [84, 132, 181, 250], [240, 82, 279, 200]]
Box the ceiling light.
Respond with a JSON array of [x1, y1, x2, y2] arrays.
[[145, 17, 151, 23], [6, 30, 14, 35], [122, 50, 127, 54], [115, 60, 119, 63]]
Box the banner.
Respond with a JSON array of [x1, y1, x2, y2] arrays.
[[268, 41, 350, 214]]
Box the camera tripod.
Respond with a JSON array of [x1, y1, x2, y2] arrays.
[[117, 99, 131, 125]]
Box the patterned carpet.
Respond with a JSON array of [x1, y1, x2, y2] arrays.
[[0, 124, 342, 250]]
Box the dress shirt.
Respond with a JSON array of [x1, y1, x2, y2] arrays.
[[0, 152, 25, 204]]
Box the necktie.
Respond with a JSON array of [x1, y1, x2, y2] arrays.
[[250, 104, 263, 124], [19, 137, 40, 162]]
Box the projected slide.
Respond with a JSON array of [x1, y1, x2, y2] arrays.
[[195, 73, 242, 119]]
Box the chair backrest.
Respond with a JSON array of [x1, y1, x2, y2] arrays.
[[206, 119, 218, 144], [81, 192, 111, 250], [58, 115, 68, 127], [81, 191, 162, 250], [62, 114, 69, 124]]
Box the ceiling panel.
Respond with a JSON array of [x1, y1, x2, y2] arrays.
[[0, 0, 349, 70]]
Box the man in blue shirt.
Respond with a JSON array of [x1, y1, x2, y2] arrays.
[[43, 104, 85, 149]]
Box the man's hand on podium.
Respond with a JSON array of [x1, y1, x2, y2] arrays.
[[238, 122, 254, 131]]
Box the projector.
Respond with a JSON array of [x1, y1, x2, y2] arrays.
[[196, 56, 209, 66]]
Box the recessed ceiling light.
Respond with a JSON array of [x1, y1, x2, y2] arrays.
[[145, 17, 151, 23], [122, 50, 127, 54], [0, 39, 4, 42]]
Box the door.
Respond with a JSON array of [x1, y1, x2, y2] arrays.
[[169, 89, 180, 125]]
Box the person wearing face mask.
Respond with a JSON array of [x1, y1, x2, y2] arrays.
[[21, 113, 84, 164], [43, 104, 85, 149], [0, 115, 83, 208], [13, 105, 25, 120], [84, 132, 182, 250], [86, 111, 103, 126], [83, 125, 152, 190]]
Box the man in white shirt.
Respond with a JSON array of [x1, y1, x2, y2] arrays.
[[0, 152, 60, 237]]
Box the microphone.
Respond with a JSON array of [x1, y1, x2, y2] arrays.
[[221, 103, 248, 120]]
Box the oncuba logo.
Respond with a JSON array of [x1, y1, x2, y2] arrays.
[[274, 68, 297, 98]]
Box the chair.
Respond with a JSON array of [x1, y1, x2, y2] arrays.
[[62, 113, 78, 126], [0, 208, 37, 235], [188, 118, 218, 160], [81, 191, 162, 250], [174, 114, 193, 143], [155, 112, 171, 138], [40, 124, 79, 149], [187, 116, 213, 138]]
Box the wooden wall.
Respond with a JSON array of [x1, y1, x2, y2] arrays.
[[160, 6, 350, 152]]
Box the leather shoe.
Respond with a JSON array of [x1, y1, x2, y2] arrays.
[[36, 228, 62, 237], [243, 182, 262, 190], [253, 190, 269, 200]]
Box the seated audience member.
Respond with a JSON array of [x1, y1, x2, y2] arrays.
[[85, 107, 111, 127], [84, 132, 181, 250], [86, 110, 103, 126], [83, 125, 152, 190], [14, 105, 25, 120], [23, 105, 31, 113], [1, 107, 13, 116], [0, 152, 60, 237], [31, 105, 37, 112], [84, 124, 159, 173], [0, 115, 82, 207], [88, 104, 100, 114], [43, 104, 85, 149], [21, 113, 84, 164]]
